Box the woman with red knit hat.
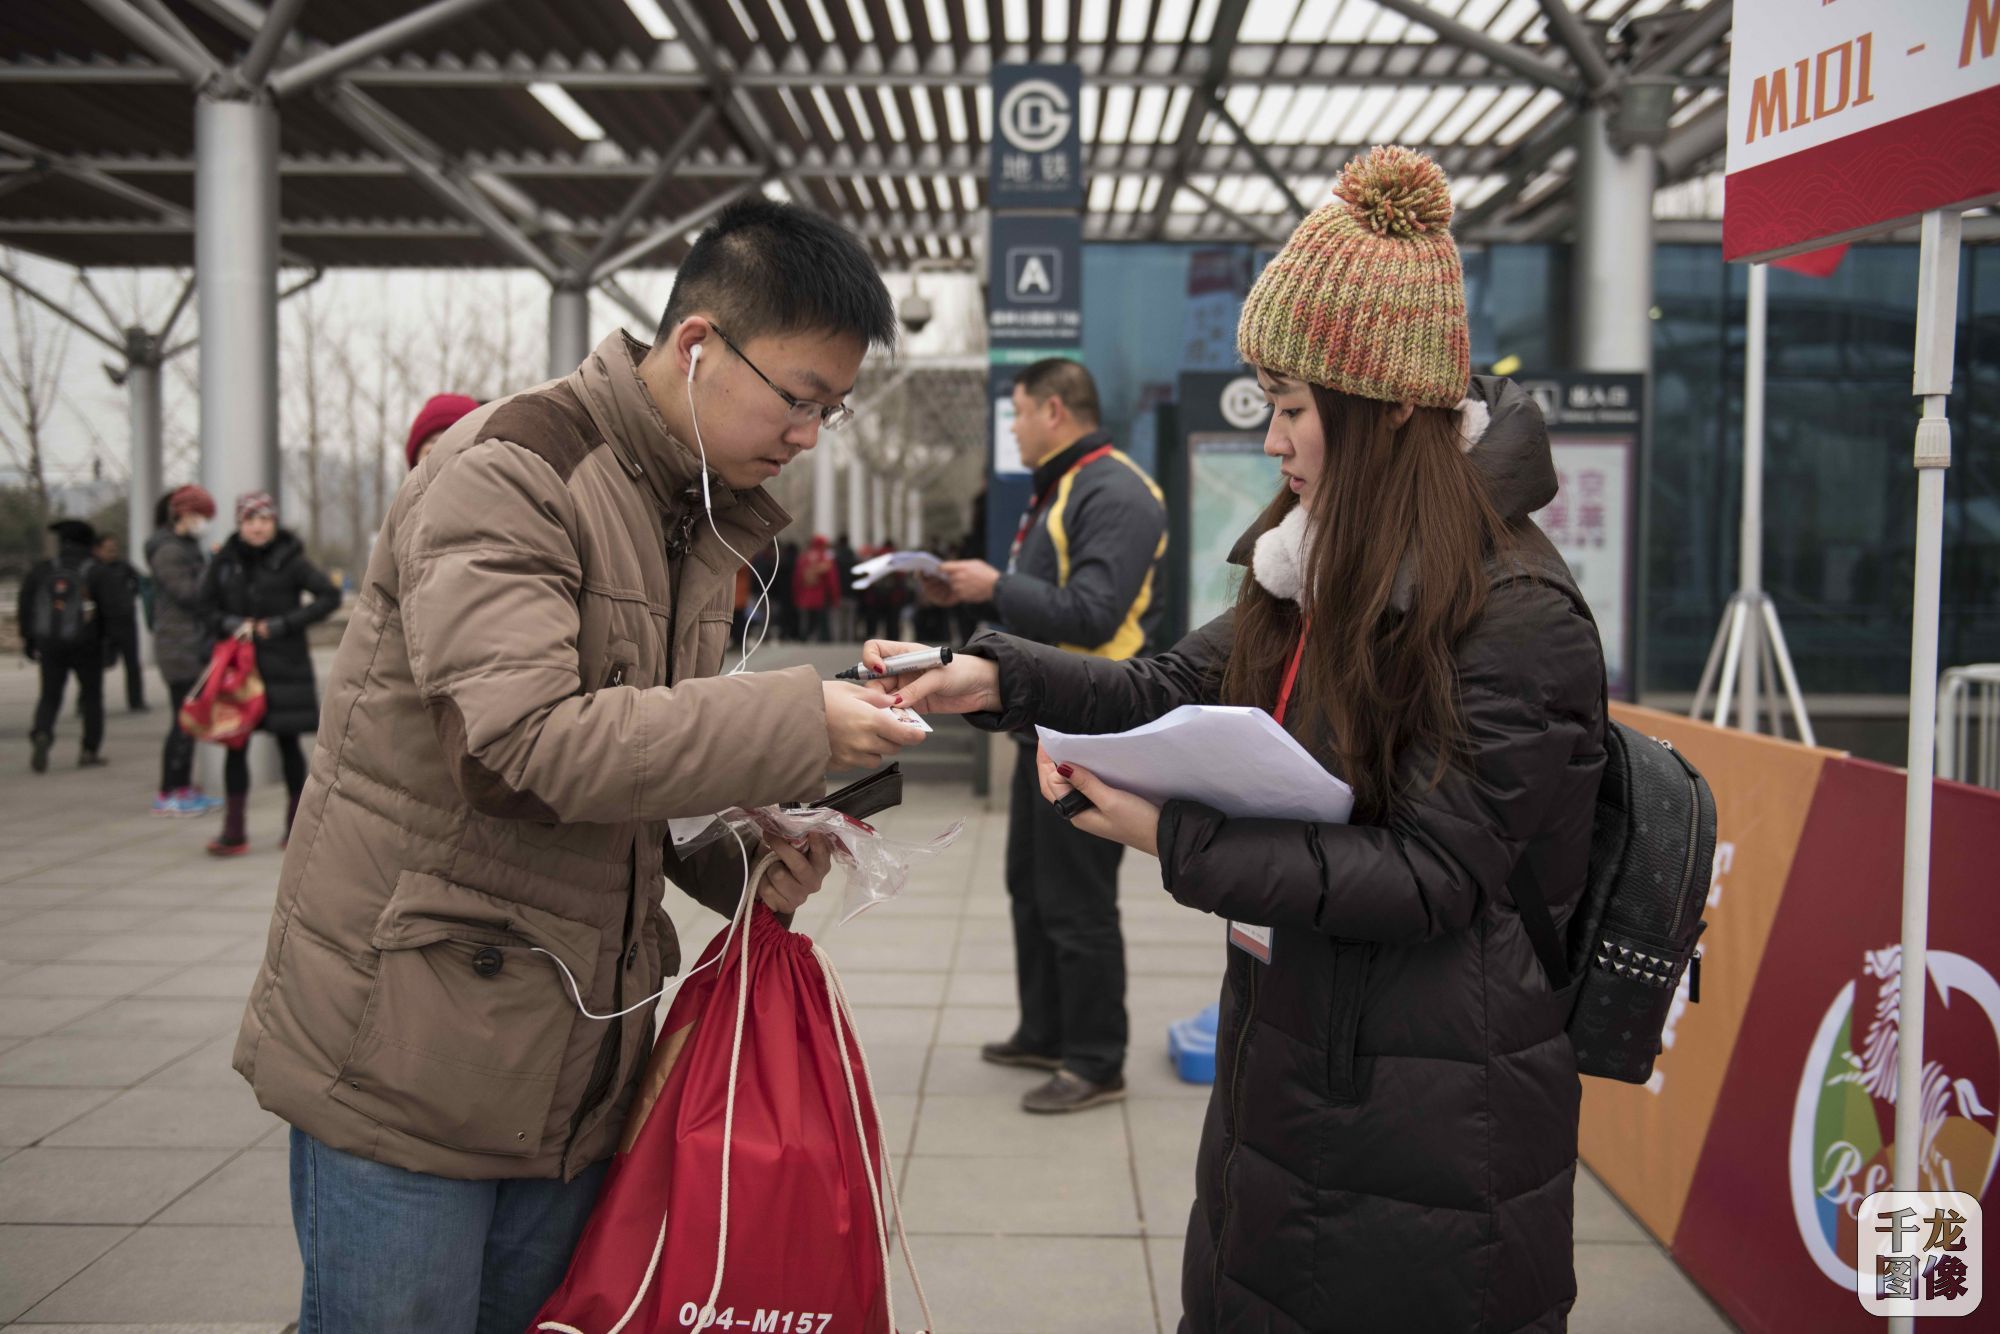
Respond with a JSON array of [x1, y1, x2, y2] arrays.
[[874, 146, 1607, 1330], [146, 484, 223, 816], [404, 393, 479, 470]]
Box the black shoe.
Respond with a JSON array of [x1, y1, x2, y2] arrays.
[[981, 1040, 1061, 1072], [78, 750, 108, 768], [1022, 1070, 1127, 1114], [30, 733, 50, 774]]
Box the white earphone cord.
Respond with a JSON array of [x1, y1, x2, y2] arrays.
[[687, 342, 780, 678]]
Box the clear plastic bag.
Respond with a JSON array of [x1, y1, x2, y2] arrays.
[[672, 805, 962, 926]]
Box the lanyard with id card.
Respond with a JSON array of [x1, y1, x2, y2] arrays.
[[1227, 624, 1309, 965]]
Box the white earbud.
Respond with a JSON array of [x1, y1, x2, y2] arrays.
[[680, 333, 776, 676], [687, 341, 702, 382]]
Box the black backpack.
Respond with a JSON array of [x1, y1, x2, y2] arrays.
[[1514, 719, 1718, 1083], [27, 556, 99, 650]]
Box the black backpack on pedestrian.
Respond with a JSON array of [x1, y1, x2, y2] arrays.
[[1513, 718, 1718, 1084], [27, 556, 99, 650]]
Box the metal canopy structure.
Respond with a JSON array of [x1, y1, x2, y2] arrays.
[[0, 0, 1734, 272]]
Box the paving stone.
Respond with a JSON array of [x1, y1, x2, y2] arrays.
[[1572, 1241, 1734, 1332], [20, 1224, 300, 1324], [0, 1034, 204, 1087], [43, 1086, 281, 1150], [154, 1149, 291, 1227], [912, 1093, 1129, 1159], [9, 908, 170, 936], [942, 970, 1017, 1007], [933, 1004, 1019, 1048], [139, 962, 263, 999], [0, 995, 113, 1039], [900, 1152, 1142, 1236], [66, 934, 235, 966], [138, 1038, 244, 1090], [0, 934, 98, 964], [0, 1087, 120, 1147], [833, 970, 948, 1007], [1576, 1166, 1654, 1245], [844, 1005, 940, 1046], [888, 1235, 1157, 1333], [0, 1147, 231, 1224], [0, 962, 180, 998], [0, 1224, 132, 1323], [56, 998, 247, 1041]]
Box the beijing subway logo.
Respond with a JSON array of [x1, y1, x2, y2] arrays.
[[1219, 377, 1269, 430], [999, 79, 1073, 154], [1790, 946, 2000, 1289]]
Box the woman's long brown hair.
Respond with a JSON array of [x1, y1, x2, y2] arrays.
[[1221, 385, 1510, 823]]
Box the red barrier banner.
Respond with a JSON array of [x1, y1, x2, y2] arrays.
[[1673, 760, 2000, 1333]]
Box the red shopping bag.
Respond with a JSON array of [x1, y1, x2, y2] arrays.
[[532, 902, 931, 1334], [177, 639, 266, 748]]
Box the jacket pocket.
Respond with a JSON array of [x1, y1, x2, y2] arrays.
[[330, 871, 600, 1158], [1326, 940, 1370, 1105]]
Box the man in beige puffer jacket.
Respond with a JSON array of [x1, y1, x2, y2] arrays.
[[234, 199, 925, 1333]]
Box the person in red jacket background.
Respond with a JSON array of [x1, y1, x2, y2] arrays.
[[791, 534, 841, 642]]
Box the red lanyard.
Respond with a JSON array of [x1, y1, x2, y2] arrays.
[[1273, 622, 1309, 726], [1009, 445, 1115, 567]]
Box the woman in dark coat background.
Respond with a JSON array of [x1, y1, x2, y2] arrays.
[[199, 490, 340, 855], [876, 146, 1607, 1332]]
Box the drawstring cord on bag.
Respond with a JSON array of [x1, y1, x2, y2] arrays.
[[814, 943, 934, 1334]]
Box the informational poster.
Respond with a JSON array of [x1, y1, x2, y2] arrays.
[[1180, 248, 1252, 371], [987, 214, 1082, 348], [1177, 371, 1275, 631], [1518, 372, 1645, 700]]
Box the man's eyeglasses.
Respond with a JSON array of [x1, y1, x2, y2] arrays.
[[710, 327, 856, 432]]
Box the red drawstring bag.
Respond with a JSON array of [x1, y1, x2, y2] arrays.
[[532, 900, 932, 1334], [177, 638, 266, 748]]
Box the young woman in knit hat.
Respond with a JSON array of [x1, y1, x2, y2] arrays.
[[877, 146, 1608, 1330], [197, 491, 342, 855]]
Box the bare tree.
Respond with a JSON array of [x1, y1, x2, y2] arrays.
[[280, 284, 342, 552], [0, 252, 73, 535]]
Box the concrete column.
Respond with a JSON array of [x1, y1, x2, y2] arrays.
[[903, 482, 923, 550], [196, 94, 280, 514], [869, 474, 886, 546], [846, 450, 868, 547], [811, 432, 837, 538], [1572, 105, 1655, 374], [887, 484, 904, 550], [126, 331, 164, 669], [548, 282, 591, 379]]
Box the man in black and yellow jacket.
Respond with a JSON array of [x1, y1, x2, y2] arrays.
[[930, 357, 1166, 1113]]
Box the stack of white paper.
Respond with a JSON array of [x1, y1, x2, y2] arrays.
[[850, 551, 944, 589], [1037, 705, 1353, 825]]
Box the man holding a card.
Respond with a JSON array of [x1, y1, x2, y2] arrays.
[[924, 358, 1169, 1115]]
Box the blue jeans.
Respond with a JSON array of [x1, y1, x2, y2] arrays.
[[289, 1128, 608, 1334]]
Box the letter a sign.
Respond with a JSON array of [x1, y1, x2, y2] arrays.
[[1725, 0, 2000, 261]]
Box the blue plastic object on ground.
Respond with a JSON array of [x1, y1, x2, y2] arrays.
[[1168, 1003, 1219, 1084]]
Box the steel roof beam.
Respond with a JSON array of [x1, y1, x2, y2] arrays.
[[590, 180, 762, 281], [578, 103, 719, 279], [1369, 0, 1584, 97], [1148, 0, 1253, 239], [1203, 95, 1308, 220], [0, 263, 125, 354], [77, 0, 225, 88], [237, 0, 309, 89], [653, 0, 808, 203], [327, 83, 563, 280], [1534, 0, 1616, 96], [268, 0, 504, 99], [0, 128, 194, 227]]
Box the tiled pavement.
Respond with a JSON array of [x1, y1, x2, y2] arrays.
[[0, 649, 1733, 1331]]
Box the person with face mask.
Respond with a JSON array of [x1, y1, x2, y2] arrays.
[[233, 198, 925, 1334], [146, 485, 224, 815], [871, 147, 1607, 1332], [198, 491, 341, 854]]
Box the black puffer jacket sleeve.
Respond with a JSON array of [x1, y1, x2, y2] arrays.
[[1156, 577, 1603, 944], [958, 612, 1234, 734], [278, 556, 341, 638]]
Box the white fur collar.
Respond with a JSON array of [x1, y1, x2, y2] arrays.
[[1250, 394, 1492, 603]]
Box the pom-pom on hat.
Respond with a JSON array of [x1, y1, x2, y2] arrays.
[[1236, 145, 1470, 408]]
